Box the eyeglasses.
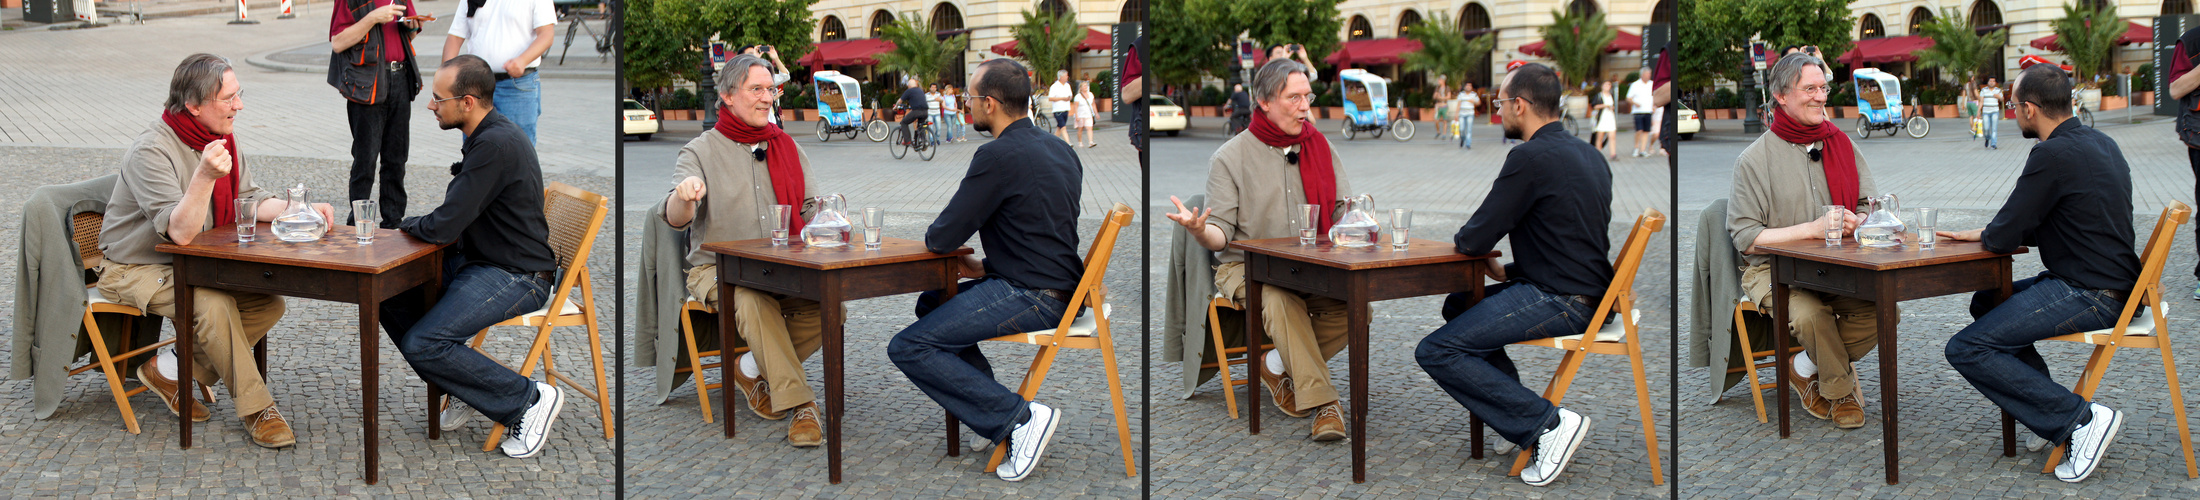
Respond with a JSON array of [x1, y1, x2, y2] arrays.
[[1794, 85, 1832, 96], [209, 90, 244, 106], [1490, 97, 1520, 110], [1271, 93, 1312, 106], [738, 85, 774, 98]]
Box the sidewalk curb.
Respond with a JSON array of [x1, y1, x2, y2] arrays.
[[247, 41, 613, 79]]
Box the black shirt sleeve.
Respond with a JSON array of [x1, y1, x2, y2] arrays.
[[401, 145, 506, 245], [1980, 147, 2062, 254], [925, 143, 1009, 254], [1455, 151, 1536, 255]]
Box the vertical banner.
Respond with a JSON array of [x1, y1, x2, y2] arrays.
[[1111, 22, 1142, 123]]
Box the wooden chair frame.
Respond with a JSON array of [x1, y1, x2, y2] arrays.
[[1202, 295, 1274, 419], [66, 211, 174, 434], [674, 297, 751, 424], [464, 182, 614, 450], [2031, 202, 2197, 478], [955, 203, 1138, 478], [1496, 207, 1665, 485], [1729, 297, 1806, 423]]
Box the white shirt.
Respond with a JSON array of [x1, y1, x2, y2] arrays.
[[447, 0, 558, 73], [941, 94, 958, 112], [1459, 91, 1477, 114], [1627, 79, 1654, 114], [927, 91, 942, 113], [1049, 81, 1072, 113], [1979, 87, 2003, 113], [1075, 92, 1094, 118]]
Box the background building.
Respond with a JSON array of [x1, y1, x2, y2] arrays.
[[1844, 0, 2189, 84], [807, 0, 1144, 89]]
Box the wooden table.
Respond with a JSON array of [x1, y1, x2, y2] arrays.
[[1761, 238, 2025, 485], [1229, 237, 1498, 483], [156, 222, 446, 485], [701, 237, 971, 484]]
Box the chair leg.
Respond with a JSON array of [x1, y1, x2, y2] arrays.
[[584, 312, 614, 440], [680, 308, 714, 424], [1734, 306, 1768, 423], [85, 310, 143, 435], [1511, 349, 1589, 477], [485, 322, 560, 452], [1209, 302, 1239, 419], [2045, 344, 2123, 473], [1095, 326, 1138, 477], [2161, 336, 2199, 479], [1627, 341, 1664, 486], [986, 344, 1063, 474]]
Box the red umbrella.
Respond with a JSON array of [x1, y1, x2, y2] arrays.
[[1318, 38, 1425, 66], [988, 27, 1111, 57], [795, 39, 897, 67], [2027, 21, 2151, 51], [1517, 30, 1641, 57], [1835, 35, 1935, 65]]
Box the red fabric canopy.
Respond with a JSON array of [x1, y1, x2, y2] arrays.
[[1318, 38, 1426, 66], [1836, 35, 1935, 65], [796, 39, 896, 67], [2028, 21, 2153, 51], [988, 28, 1111, 57], [1517, 30, 1641, 57]]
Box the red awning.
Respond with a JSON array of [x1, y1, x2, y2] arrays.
[[1319, 38, 1426, 66], [796, 39, 897, 67], [1517, 30, 1641, 57], [2028, 21, 2152, 51], [1836, 35, 1935, 65], [988, 28, 1112, 57]]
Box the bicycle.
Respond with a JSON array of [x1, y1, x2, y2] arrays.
[[2072, 89, 2095, 129], [865, 108, 892, 142], [890, 117, 935, 161]]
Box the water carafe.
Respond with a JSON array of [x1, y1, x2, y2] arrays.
[[272, 183, 327, 242], [1328, 194, 1380, 248], [1854, 193, 1905, 248], [799, 193, 852, 248]]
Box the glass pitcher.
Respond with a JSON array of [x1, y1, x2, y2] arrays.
[[799, 193, 852, 248], [1854, 193, 1905, 247], [1327, 193, 1380, 248], [272, 183, 327, 242]]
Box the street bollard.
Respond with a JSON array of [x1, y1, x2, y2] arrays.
[[228, 0, 257, 24], [277, 0, 293, 19]]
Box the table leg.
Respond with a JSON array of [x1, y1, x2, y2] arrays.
[[822, 292, 845, 484], [720, 280, 738, 439], [937, 276, 961, 458], [1470, 414, 1484, 459], [1773, 270, 1790, 439], [1995, 261, 2016, 458], [175, 257, 196, 450], [423, 253, 446, 441], [1246, 279, 1264, 436], [1349, 295, 1370, 484], [429, 382, 443, 441], [361, 298, 381, 485], [1878, 274, 1900, 485], [1467, 264, 1488, 460]]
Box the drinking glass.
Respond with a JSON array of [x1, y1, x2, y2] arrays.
[[1822, 205, 1844, 247], [1296, 204, 1318, 245], [768, 204, 793, 245], [351, 200, 378, 244], [1390, 208, 1412, 251], [862, 207, 885, 250], [1915, 207, 1939, 249], [234, 198, 257, 242]]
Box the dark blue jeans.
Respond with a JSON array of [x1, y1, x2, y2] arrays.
[[1418, 281, 1594, 447], [891, 277, 1066, 443], [1948, 273, 2123, 444], [380, 253, 552, 427]]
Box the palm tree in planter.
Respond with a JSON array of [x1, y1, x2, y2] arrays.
[[2051, 0, 2126, 111], [1541, 7, 1616, 121], [1404, 18, 1497, 118], [876, 13, 969, 88], [1012, 10, 1089, 97], [1913, 7, 2005, 113]]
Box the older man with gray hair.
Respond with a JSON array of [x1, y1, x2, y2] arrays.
[[663, 53, 824, 447], [98, 54, 332, 449], [1726, 51, 1883, 430], [1166, 58, 1353, 441], [1048, 69, 1074, 141]]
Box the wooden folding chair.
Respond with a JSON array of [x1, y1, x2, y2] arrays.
[[1728, 296, 1806, 423], [1201, 294, 1273, 419], [952, 203, 1137, 477], [1495, 207, 1665, 485], [674, 295, 750, 424], [2030, 202, 2197, 478], [65, 212, 173, 434], [463, 182, 613, 450]]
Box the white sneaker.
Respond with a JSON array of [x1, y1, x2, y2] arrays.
[[440, 398, 474, 432], [1520, 408, 1591, 486], [2027, 434, 2052, 453], [2056, 403, 2123, 483], [499, 381, 566, 458], [1494, 438, 1518, 455], [995, 401, 1062, 482]]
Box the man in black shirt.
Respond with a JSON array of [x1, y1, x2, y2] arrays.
[[380, 55, 566, 459], [1936, 64, 2139, 483], [888, 58, 1084, 482], [896, 76, 930, 144], [1414, 63, 1613, 487]]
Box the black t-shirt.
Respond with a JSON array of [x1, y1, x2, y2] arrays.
[[898, 87, 928, 115]]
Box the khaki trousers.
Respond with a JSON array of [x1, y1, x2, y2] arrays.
[[95, 263, 284, 418], [1742, 264, 1890, 399], [687, 265, 822, 413], [1216, 261, 1349, 411]]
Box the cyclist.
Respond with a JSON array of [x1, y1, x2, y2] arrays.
[[895, 76, 931, 145]]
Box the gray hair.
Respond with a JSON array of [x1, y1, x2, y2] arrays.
[[714, 54, 774, 94], [165, 54, 234, 115], [1768, 52, 1829, 96], [1251, 58, 1309, 104]]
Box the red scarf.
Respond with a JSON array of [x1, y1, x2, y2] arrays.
[[1770, 107, 1860, 211], [161, 110, 242, 227], [1248, 112, 1339, 234], [715, 105, 807, 229]]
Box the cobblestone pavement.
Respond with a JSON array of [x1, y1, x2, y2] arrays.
[[619, 120, 1148, 497], [1146, 117, 1676, 497], [0, 12, 615, 497], [1681, 118, 2200, 496]]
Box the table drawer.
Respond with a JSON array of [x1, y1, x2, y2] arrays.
[[207, 260, 341, 298], [1783, 259, 1861, 296], [734, 259, 806, 295], [1252, 258, 1342, 295]]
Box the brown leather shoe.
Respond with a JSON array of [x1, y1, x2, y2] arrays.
[[730, 360, 786, 420], [1311, 403, 1347, 441], [1830, 394, 1866, 429], [136, 359, 209, 422], [1257, 364, 1309, 418], [786, 403, 823, 448], [1791, 366, 1831, 421], [244, 406, 296, 449]]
